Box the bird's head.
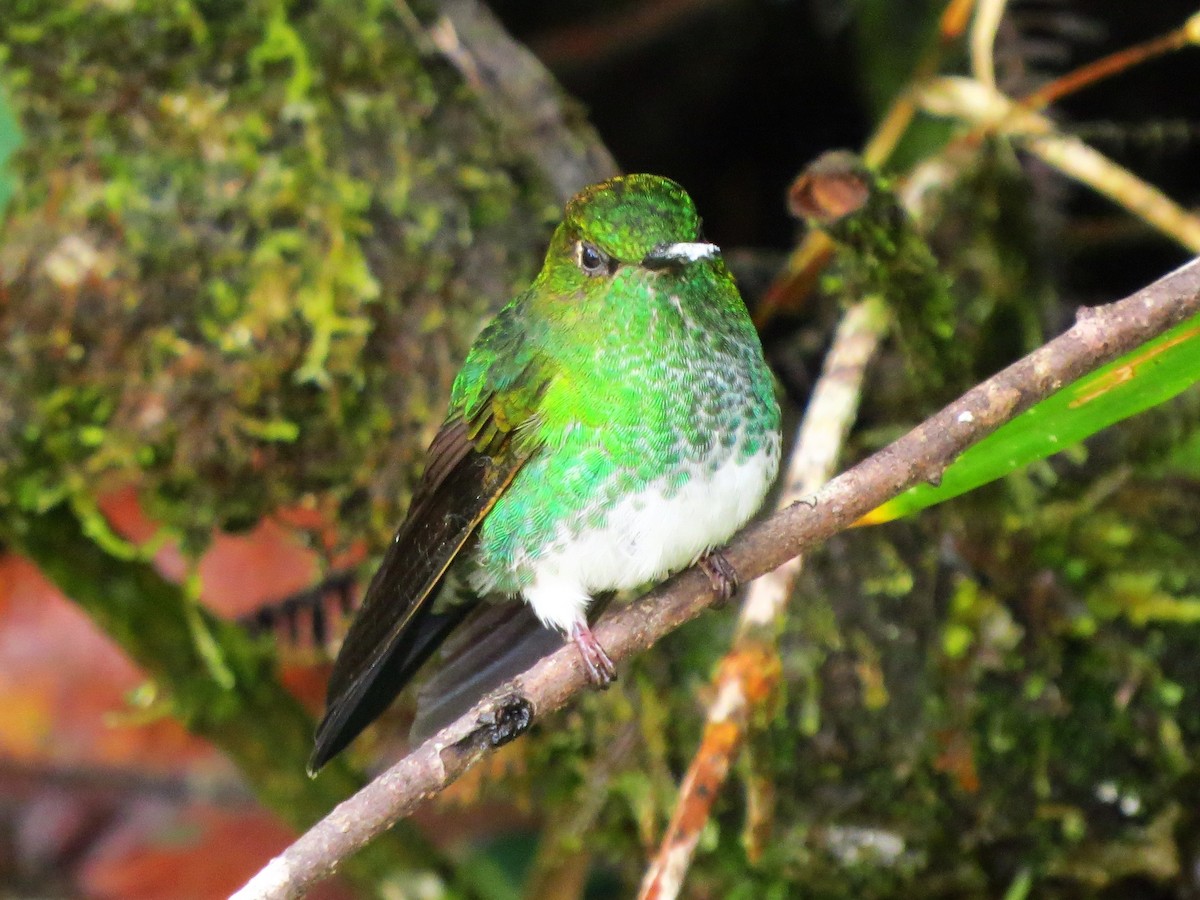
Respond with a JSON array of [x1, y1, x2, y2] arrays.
[[532, 174, 722, 304]]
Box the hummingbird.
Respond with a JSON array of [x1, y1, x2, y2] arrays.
[[309, 174, 781, 773]]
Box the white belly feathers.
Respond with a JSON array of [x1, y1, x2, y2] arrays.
[[518, 441, 779, 634]]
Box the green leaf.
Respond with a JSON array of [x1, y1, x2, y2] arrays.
[[863, 310, 1200, 524]]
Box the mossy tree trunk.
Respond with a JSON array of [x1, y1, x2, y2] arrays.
[[0, 0, 614, 893]]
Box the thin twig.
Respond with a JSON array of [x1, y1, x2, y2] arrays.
[[969, 0, 1008, 89], [1016, 12, 1200, 114], [637, 297, 889, 900], [232, 256, 1200, 900], [919, 77, 1200, 251]]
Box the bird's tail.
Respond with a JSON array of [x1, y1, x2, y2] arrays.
[[308, 602, 474, 774]]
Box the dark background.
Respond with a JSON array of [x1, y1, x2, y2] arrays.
[[496, 0, 1200, 301]]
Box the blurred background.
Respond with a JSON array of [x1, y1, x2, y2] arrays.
[[2, 1, 1200, 897]]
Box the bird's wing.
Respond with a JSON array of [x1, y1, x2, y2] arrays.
[[310, 317, 554, 772]]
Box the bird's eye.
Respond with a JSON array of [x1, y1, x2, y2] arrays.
[[576, 241, 610, 276]]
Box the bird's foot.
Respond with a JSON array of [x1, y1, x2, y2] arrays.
[[700, 549, 739, 608], [570, 620, 617, 687]]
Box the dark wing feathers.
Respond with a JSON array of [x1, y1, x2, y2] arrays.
[[310, 371, 548, 772], [319, 427, 477, 701]]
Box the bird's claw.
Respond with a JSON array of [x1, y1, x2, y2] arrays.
[[700, 550, 739, 608], [570, 621, 617, 688]]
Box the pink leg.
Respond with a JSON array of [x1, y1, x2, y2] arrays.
[[569, 619, 617, 687]]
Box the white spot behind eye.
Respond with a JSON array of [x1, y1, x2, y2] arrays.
[[659, 242, 719, 262]]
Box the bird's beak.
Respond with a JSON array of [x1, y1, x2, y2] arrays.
[[642, 241, 719, 271]]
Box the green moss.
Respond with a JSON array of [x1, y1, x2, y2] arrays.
[[0, 0, 554, 553]]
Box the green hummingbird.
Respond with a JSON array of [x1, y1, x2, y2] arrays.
[[309, 174, 781, 772]]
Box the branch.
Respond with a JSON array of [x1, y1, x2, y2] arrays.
[[233, 255, 1200, 899]]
